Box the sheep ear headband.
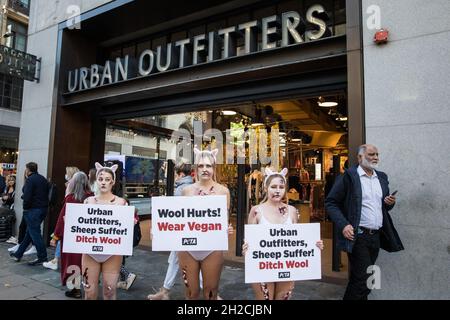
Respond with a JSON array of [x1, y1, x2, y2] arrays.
[[264, 167, 288, 186], [193, 147, 219, 164], [95, 162, 118, 181]]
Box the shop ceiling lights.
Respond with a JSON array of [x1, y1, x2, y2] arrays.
[[318, 96, 338, 107], [336, 116, 348, 121], [222, 110, 237, 116]]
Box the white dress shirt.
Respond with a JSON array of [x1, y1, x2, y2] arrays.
[[357, 165, 383, 230]]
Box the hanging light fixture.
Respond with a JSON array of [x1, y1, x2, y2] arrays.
[[222, 110, 237, 116], [336, 115, 348, 121], [318, 96, 338, 108]]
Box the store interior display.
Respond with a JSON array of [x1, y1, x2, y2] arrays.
[[247, 168, 263, 207], [103, 93, 349, 276]]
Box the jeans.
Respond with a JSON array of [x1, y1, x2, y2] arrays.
[[14, 208, 48, 261], [18, 217, 32, 244], [163, 251, 179, 290], [55, 240, 61, 259]]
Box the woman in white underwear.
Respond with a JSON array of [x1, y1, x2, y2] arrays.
[[178, 148, 230, 300], [82, 162, 128, 300], [243, 167, 324, 300]]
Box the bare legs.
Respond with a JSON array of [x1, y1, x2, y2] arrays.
[[81, 254, 122, 300], [178, 251, 223, 300], [252, 281, 294, 300]]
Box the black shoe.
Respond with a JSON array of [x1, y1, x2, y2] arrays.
[[28, 258, 47, 266], [65, 289, 81, 299], [9, 252, 20, 262]]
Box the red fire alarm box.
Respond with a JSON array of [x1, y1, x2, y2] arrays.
[[374, 29, 389, 44]]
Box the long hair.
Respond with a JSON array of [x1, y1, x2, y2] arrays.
[[6, 174, 16, 190], [260, 174, 288, 204], [66, 166, 80, 180], [67, 172, 90, 202], [88, 168, 97, 185]]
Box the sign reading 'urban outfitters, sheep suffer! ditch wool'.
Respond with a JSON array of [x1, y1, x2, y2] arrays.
[[245, 223, 322, 283], [67, 5, 332, 93], [63, 203, 135, 256]]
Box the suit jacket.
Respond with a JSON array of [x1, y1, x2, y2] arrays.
[[325, 165, 404, 253]]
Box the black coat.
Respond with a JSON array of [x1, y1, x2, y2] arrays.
[[325, 165, 404, 253], [0, 176, 5, 195], [22, 172, 49, 210]]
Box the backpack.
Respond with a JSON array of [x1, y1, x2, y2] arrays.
[[48, 181, 58, 207]]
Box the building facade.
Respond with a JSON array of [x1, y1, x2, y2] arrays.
[[15, 0, 449, 299], [0, 0, 30, 174]]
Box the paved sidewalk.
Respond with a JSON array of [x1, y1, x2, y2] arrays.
[[0, 242, 345, 300]]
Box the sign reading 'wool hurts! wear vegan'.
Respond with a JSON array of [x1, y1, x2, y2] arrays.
[[63, 203, 135, 256], [151, 195, 228, 251], [245, 224, 322, 283]]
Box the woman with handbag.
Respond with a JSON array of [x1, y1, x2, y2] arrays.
[[51, 172, 93, 298]]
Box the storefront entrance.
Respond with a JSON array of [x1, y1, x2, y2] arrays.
[[48, 0, 366, 284], [100, 92, 349, 280]]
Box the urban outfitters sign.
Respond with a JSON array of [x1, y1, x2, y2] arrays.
[[67, 5, 331, 93], [0, 45, 39, 81]]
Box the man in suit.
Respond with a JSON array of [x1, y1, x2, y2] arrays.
[[325, 144, 404, 300]]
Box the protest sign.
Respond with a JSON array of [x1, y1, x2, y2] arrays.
[[63, 203, 135, 256], [151, 195, 228, 251], [245, 223, 321, 283]]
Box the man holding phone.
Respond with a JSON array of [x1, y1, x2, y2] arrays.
[[325, 144, 404, 300]]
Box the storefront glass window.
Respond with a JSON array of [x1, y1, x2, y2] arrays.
[[102, 93, 348, 277]]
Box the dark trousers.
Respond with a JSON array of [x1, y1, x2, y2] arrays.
[[18, 217, 30, 244], [344, 231, 380, 300], [14, 208, 48, 261]]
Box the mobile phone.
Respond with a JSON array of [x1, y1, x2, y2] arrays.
[[391, 190, 398, 196]]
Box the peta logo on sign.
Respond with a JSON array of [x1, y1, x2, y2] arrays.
[[278, 272, 291, 279], [182, 238, 198, 246], [92, 246, 104, 252]]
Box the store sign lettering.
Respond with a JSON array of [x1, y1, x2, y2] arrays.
[[0, 45, 39, 82], [67, 5, 330, 93], [1, 163, 15, 169]]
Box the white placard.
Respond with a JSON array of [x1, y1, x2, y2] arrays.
[[63, 203, 135, 256], [245, 223, 322, 283], [151, 195, 228, 251]]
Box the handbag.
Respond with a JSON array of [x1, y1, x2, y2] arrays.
[[133, 221, 142, 247]]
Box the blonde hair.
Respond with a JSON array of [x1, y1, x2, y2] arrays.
[[260, 174, 288, 204], [194, 150, 217, 182], [65, 166, 80, 180]]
